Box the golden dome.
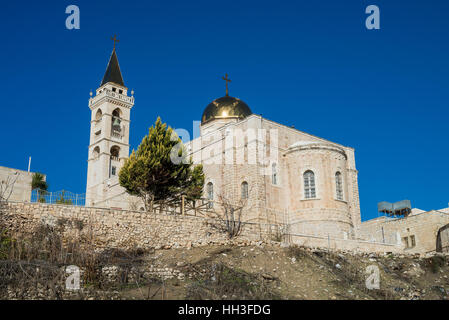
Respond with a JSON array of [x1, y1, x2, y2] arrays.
[[201, 96, 252, 125]]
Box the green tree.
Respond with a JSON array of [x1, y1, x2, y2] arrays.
[[55, 191, 73, 205], [119, 117, 204, 211], [31, 173, 48, 191]]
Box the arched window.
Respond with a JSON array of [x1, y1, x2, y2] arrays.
[[206, 182, 214, 209], [272, 163, 278, 185], [303, 170, 316, 199], [241, 181, 249, 199], [112, 108, 122, 118], [335, 172, 343, 200], [111, 108, 122, 135], [95, 109, 103, 121], [93, 146, 100, 160], [110, 146, 120, 160], [109, 146, 120, 177]]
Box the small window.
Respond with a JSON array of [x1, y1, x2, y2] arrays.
[[119, 89, 123, 94], [303, 170, 316, 199], [111, 166, 117, 176], [241, 181, 248, 199], [410, 235, 416, 248], [112, 87, 116, 92], [403, 237, 409, 248], [335, 172, 343, 200], [95, 109, 103, 121], [206, 182, 213, 209], [93, 146, 100, 160], [272, 163, 278, 185]]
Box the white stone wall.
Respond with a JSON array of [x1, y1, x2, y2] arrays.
[[185, 114, 362, 239], [359, 209, 449, 254], [0, 166, 39, 202]]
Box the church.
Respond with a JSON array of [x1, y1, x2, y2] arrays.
[[86, 43, 362, 240]]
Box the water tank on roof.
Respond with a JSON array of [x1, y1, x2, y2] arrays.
[[378, 200, 411, 217]]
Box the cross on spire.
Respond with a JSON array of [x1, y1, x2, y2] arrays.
[[222, 73, 231, 96], [111, 35, 119, 50]]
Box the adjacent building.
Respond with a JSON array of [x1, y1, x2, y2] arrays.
[[0, 166, 41, 202]]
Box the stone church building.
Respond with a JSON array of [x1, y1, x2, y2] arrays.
[[85, 45, 362, 241], [83, 44, 449, 253]]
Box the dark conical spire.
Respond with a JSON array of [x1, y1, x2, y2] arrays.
[[101, 48, 125, 87]]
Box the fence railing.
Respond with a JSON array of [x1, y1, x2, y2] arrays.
[[31, 189, 85, 207], [149, 197, 215, 216], [286, 232, 402, 253]]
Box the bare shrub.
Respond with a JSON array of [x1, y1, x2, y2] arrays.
[[205, 190, 251, 239], [186, 263, 280, 300], [0, 173, 19, 203]]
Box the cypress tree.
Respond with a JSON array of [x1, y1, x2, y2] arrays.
[[119, 117, 204, 211]]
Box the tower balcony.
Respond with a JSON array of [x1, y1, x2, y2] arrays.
[[111, 130, 123, 140], [89, 87, 134, 108]]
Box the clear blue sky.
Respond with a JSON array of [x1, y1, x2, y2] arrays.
[[1, 0, 448, 221]]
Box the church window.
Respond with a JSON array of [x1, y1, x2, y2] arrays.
[[112, 87, 116, 92], [95, 109, 103, 121], [112, 108, 121, 117], [109, 147, 119, 178], [110, 146, 120, 161], [335, 172, 343, 200], [241, 181, 249, 199], [112, 108, 122, 137], [206, 182, 214, 209], [119, 89, 123, 94], [303, 170, 316, 199], [93, 146, 100, 160], [272, 163, 278, 185]]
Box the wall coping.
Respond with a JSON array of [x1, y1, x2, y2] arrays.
[[3, 201, 283, 228]]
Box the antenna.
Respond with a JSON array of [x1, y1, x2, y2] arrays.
[[28, 156, 32, 172]]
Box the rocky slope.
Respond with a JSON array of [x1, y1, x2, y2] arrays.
[[5, 242, 447, 300]]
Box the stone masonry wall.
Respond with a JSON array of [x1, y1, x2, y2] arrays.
[[0, 202, 275, 250], [359, 210, 449, 254], [1, 201, 402, 254]]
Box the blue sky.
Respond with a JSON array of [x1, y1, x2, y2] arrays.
[[0, 0, 448, 221]]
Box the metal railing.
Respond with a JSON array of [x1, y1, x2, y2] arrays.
[[31, 189, 85, 207]]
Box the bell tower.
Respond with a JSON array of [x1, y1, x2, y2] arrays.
[[86, 39, 135, 208]]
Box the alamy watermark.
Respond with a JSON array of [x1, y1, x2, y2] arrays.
[[65, 265, 80, 290], [366, 5, 380, 30], [64, 5, 379, 31], [65, 5, 80, 30], [365, 265, 380, 290], [170, 123, 279, 177]]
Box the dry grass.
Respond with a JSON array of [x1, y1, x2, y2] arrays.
[[0, 218, 153, 299], [186, 262, 281, 300]]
